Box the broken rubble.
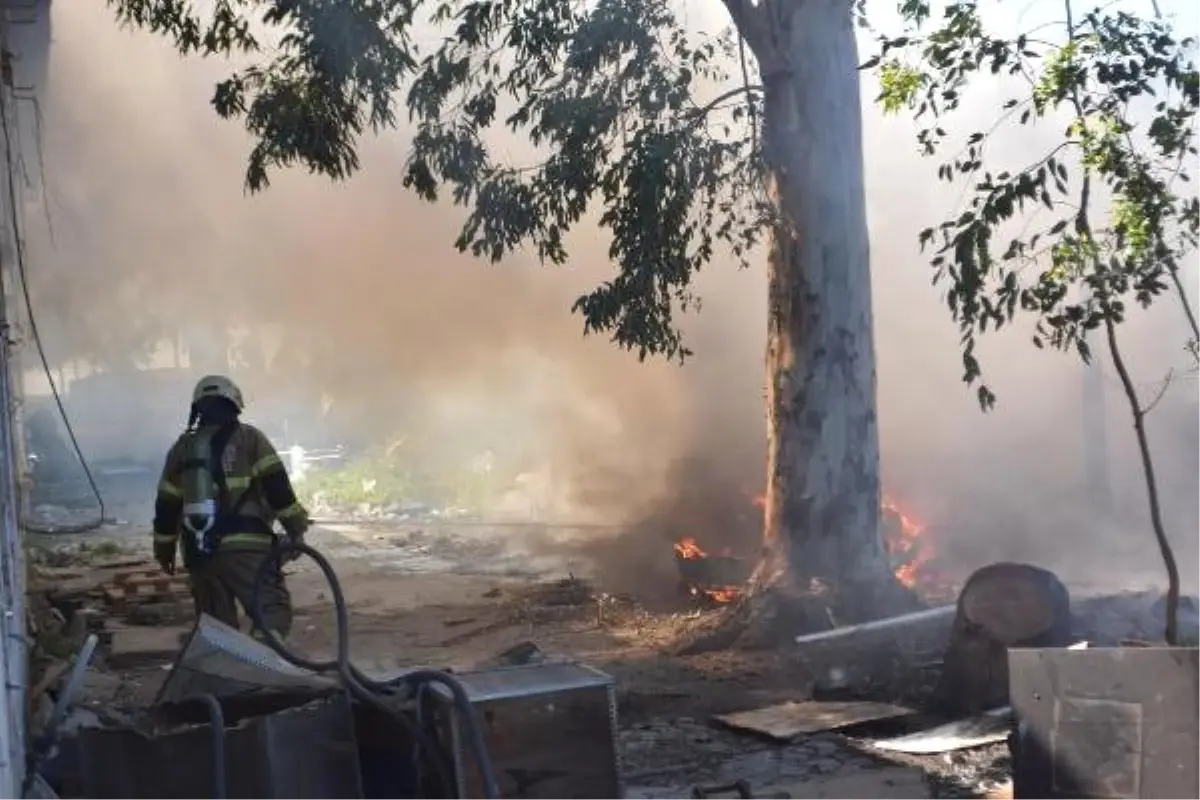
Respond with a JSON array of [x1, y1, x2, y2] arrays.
[[619, 753, 916, 796], [755, 766, 930, 798], [105, 624, 187, 669]]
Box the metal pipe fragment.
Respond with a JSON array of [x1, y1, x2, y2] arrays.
[[794, 605, 956, 646]]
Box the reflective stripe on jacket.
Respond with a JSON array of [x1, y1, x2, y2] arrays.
[[152, 422, 310, 548]]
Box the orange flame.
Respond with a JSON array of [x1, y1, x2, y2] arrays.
[[674, 494, 937, 604], [882, 494, 929, 588], [673, 537, 742, 604], [674, 536, 707, 560]]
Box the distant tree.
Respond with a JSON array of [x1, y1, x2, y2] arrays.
[[868, 0, 1198, 643], [109, 0, 913, 638]]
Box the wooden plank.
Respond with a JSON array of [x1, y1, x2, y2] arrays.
[[106, 624, 186, 668], [103, 587, 126, 611], [713, 700, 913, 742], [28, 660, 71, 713], [124, 573, 184, 589], [759, 766, 930, 798], [113, 569, 161, 586], [98, 573, 189, 609], [43, 562, 162, 602], [91, 557, 154, 571], [47, 576, 108, 601], [31, 566, 87, 581]]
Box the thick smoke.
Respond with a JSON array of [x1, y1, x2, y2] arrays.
[[15, 0, 711, 529], [13, 0, 1197, 596]]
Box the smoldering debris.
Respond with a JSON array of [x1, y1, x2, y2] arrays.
[[1072, 590, 1200, 644]]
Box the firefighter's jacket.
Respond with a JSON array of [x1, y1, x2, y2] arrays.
[[152, 423, 310, 552]]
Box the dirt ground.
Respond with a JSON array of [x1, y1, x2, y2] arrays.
[[38, 522, 1011, 799]]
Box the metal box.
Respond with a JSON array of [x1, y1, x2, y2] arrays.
[[431, 662, 622, 799], [77, 692, 364, 798], [1008, 646, 1199, 799]]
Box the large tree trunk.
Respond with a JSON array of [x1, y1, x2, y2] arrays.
[[757, 0, 908, 620], [679, 0, 915, 654]]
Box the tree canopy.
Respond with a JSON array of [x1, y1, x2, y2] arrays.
[[866, 0, 1198, 409], [111, 0, 767, 360], [865, 0, 1197, 642]]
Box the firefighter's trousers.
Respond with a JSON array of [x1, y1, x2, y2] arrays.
[[188, 544, 293, 640]]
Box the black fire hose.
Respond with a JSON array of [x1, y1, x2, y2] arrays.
[[251, 539, 499, 799], [191, 693, 227, 800]]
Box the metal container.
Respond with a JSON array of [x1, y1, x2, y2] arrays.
[[77, 692, 364, 798], [431, 662, 622, 799], [1008, 646, 1199, 799]]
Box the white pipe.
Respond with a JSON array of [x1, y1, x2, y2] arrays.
[[795, 605, 956, 646]]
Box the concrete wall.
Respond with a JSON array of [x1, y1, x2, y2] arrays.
[[0, 0, 53, 793]]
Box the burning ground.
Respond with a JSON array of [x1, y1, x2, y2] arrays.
[[670, 494, 954, 608]]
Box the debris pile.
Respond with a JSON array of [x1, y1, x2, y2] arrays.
[[27, 542, 193, 678], [504, 576, 641, 631]]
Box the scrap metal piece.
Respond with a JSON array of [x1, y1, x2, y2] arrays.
[[793, 606, 956, 646], [78, 692, 363, 798], [795, 606, 958, 692], [430, 662, 621, 799], [24, 772, 60, 799], [156, 614, 334, 705], [872, 707, 1012, 755], [714, 700, 913, 742], [1008, 646, 1199, 799], [33, 634, 98, 751], [691, 779, 753, 798]]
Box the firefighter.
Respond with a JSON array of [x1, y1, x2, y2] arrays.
[[152, 375, 310, 641]]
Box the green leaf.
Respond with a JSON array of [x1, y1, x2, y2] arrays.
[[861, 0, 1198, 409]]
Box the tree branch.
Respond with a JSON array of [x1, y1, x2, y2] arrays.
[[691, 84, 764, 122], [721, 0, 770, 57], [1140, 369, 1175, 414], [1062, 0, 1180, 646], [737, 31, 759, 164], [1167, 265, 1200, 353]]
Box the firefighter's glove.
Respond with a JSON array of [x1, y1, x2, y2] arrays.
[[154, 538, 177, 575], [281, 530, 306, 564]]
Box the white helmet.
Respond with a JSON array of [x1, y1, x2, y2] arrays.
[[192, 375, 245, 411]]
